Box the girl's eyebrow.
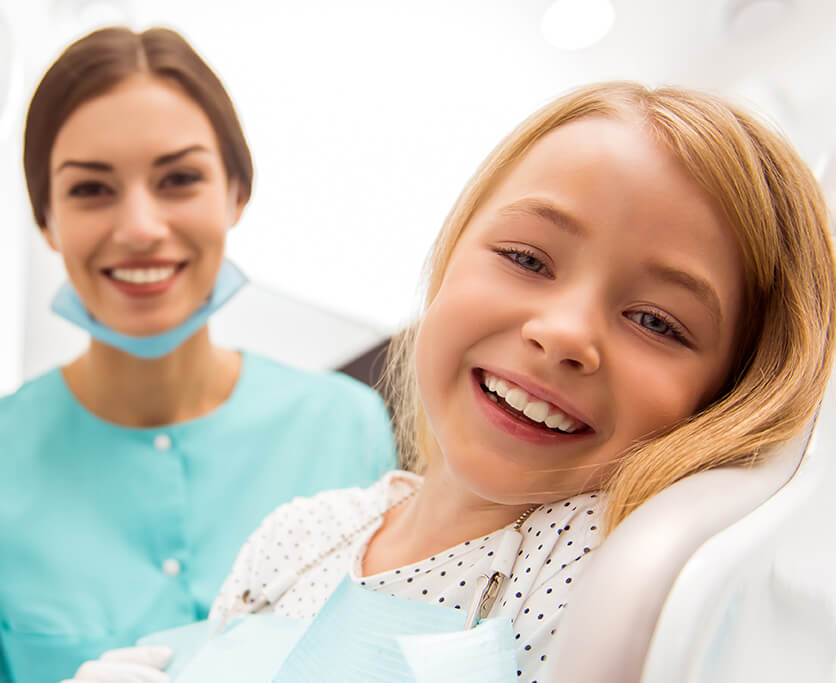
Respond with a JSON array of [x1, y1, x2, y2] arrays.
[[498, 197, 588, 238], [54, 145, 209, 174], [646, 261, 723, 324]]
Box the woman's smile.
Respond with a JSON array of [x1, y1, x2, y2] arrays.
[[102, 259, 189, 298]]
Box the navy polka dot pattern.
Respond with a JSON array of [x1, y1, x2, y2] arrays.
[[211, 472, 604, 682]]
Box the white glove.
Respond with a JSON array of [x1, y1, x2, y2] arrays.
[[60, 645, 173, 683]]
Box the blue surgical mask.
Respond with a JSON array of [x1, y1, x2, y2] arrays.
[[50, 259, 248, 359]]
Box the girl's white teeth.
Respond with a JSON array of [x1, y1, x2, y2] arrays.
[[111, 266, 176, 284], [523, 400, 550, 422], [545, 412, 575, 432], [505, 388, 527, 411], [482, 371, 580, 433]]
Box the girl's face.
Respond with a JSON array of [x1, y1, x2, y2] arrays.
[[45, 75, 246, 336], [415, 116, 745, 505]]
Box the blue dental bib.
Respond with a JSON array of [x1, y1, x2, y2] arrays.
[[50, 259, 247, 359], [139, 575, 519, 682]]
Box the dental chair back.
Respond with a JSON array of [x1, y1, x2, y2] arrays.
[[551, 380, 836, 682]]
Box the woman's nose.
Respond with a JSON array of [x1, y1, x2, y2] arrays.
[[520, 291, 603, 374], [111, 187, 168, 250]]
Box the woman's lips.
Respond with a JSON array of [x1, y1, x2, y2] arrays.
[[102, 262, 187, 298]]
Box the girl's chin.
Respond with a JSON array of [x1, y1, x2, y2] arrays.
[[437, 441, 607, 505], [440, 450, 548, 503]]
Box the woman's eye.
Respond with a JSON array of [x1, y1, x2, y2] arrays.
[[497, 248, 550, 275], [160, 171, 201, 189], [69, 182, 111, 198]]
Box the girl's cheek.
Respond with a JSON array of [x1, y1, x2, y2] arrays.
[[414, 311, 441, 405]]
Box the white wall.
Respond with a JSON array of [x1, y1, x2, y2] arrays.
[[3, 0, 836, 387], [0, 6, 24, 394]]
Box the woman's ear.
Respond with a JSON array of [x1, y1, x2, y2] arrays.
[[227, 179, 249, 229], [41, 211, 60, 251]]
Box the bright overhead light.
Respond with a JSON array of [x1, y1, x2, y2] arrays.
[[726, 0, 791, 38], [541, 0, 616, 51]]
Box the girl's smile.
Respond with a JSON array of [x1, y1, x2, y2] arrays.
[[473, 368, 593, 445], [415, 115, 745, 506]]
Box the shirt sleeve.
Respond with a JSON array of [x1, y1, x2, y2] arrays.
[[0, 646, 11, 683], [208, 488, 351, 621], [208, 501, 291, 621]]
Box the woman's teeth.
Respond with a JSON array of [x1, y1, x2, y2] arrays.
[[483, 372, 582, 433], [110, 266, 177, 284]]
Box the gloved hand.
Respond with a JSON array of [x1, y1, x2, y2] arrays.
[[60, 645, 173, 683]]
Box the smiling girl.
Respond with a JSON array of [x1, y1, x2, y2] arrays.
[[76, 82, 834, 682], [0, 27, 395, 683]]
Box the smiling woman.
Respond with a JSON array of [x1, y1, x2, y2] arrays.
[[0, 27, 396, 683], [45, 76, 240, 338]]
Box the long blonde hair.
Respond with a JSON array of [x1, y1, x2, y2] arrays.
[[380, 82, 835, 534]]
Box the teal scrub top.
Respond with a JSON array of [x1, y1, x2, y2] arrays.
[[0, 352, 396, 683]]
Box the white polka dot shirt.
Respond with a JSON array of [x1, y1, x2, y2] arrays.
[[211, 471, 605, 682]]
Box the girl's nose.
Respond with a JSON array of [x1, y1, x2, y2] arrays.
[[521, 293, 602, 374], [111, 187, 168, 250]]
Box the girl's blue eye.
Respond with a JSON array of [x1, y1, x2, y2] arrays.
[[69, 181, 111, 198], [627, 310, 688, 344], [497, 248, 550, 275], [637, 312, 670, 335]]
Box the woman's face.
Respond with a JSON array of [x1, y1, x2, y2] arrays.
[[415, 116, 745, 505], [45, 74, 246, 336]]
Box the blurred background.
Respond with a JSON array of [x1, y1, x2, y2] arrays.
[[0, 0, 834, 395]]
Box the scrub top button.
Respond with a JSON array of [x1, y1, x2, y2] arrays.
[[162, 558, 181, 577], [154, 434, 172, 451]]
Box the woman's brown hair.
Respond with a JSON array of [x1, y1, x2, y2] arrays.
[[380, 81, 836, 534], [23, 26, 253, 228]]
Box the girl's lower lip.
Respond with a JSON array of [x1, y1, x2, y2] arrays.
[[104, 266, 184, 298], [471, 372, 589, 446]]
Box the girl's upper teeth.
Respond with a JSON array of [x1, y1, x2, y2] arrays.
[[483, 371, 581, 433], [111, 267, 176, 284]]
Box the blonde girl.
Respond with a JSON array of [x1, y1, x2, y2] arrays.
[[75, 82, 834, 682], [389, 81, 835, 535]]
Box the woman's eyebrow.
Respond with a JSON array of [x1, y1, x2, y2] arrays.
[[646, 261, 723, 324], [54, 159, 111, 174], [54, 145, 210, 174], [152, 144, 210, 167], [498, 197, 588, 238]]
